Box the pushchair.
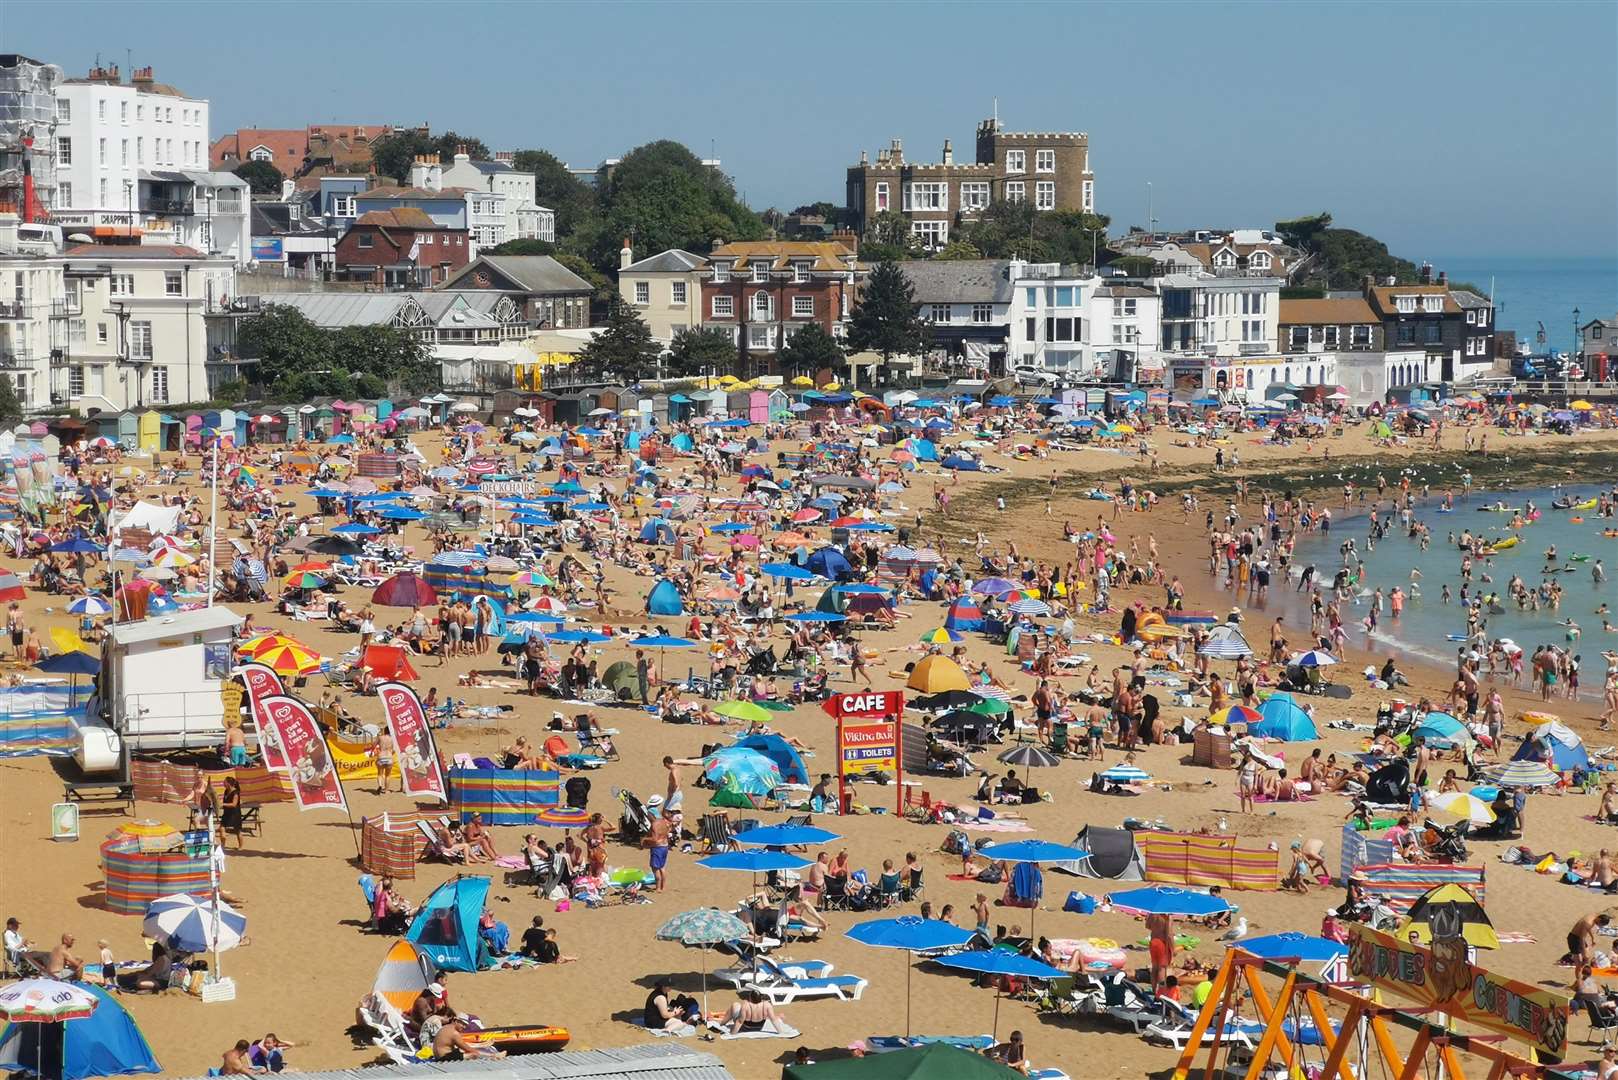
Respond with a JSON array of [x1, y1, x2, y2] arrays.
[[616, 787, 654, 843], [565, 775, 592, 811]]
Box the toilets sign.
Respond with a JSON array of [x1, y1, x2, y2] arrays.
[[825, 690, 904, 808]]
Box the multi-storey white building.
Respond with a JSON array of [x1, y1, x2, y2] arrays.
[[1156, 271, 1284, 400], [0, 214, 231, 414], [47, 65, 252, 264], [1004, 263, 1161, 380], [408, 153, 551, 249]]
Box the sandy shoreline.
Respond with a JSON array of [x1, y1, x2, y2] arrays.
[[5, 417, 1618, 1078]]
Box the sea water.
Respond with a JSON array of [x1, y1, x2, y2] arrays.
[[1283, 485, 1618, 676], [1431, 254, 1618, 354]]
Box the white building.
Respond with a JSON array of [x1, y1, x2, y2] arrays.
[[50, 65, 251, 264], [1155, 271, 1283, 400], [411, 153, 553, 247]]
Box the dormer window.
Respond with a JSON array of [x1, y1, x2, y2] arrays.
[[793, 262, 808, 283], [713, 263, 730, 283], [752, 262, 770, 283], [1214, 250, 1236, 267], [1250, 252, 1271, 269], [1423, 295, 1444, 313], [1396, 296, 1416, 314]]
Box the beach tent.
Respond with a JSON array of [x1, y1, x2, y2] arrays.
[[814, 586, 849, 615], [941, 455, 982, 471], [943, 597, 984, 632], [907, 655, 971, 694], [1514, 719, 1590, 771], [601, 660, 640, 700], [637, 518, 676, 545], [1251, 693, 1318, 741], [645, 579, 684, 616], [1054, 825, 1144, 879], [0, 984, 159, 1080], [806, 546, 853, 580], [1412, 711, 1472, 749], [732, 733, 809, 786], [407, 875, 492, 972], [1365, 758, 1410, 805], [359, 644, 419, 682], [373, 939, 437, 1014]]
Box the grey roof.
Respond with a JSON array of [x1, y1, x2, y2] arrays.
[[170, 1045, 734, 1080], [1449, 289, 1491, 308], [622, 249, 707, 274], [898, 259, 1014, 304], [251, 291, 513, 330], [443, 255, 593, 295], [1094, 284, 1155, 297], [108, 606, 244, 646], [468, 159, 514, 174]]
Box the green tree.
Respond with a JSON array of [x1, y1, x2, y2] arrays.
[[934, 239, 983, 261], [590, 140, 764, 268], [489, 238, 556, 256], [965, 202, 1110, 266], [666, 326, 739, 378], [433, 132, 491, 163], [369, 130, 438, 183], [0, 378, 21, 423], [863, 210, 919, 254], [573, 296, 660, 383], [778, 323, 844, 378], [552, 252, 615, 305], [511, 148, 597, 240], [239, 306, 332, 385], [232, 160, 283, 196], [847, 259, 926, 368], [332, 324, 438, 394]]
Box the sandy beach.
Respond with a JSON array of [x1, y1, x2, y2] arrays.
[[6, 413, 1618, 1078]]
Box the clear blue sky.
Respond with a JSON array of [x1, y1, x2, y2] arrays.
[[11, 0, 1616, 260]]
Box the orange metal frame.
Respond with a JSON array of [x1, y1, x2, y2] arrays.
[[1171, 949, 1580, 1080]]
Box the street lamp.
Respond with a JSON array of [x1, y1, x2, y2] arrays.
[[1573, 307, 1581, 367]]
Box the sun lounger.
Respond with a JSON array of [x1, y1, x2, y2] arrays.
[[714, 955, 834, 987], [1143, 1002, 1261, 1051], [867, 1034, 994, 1053], [742, 957, 867, 1003], [1098, 976, 1171, 1033]]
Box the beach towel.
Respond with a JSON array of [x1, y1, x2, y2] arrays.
[[960, 819, 1034, 833], [717, 1019, 801, 1040], [1496, 932, 1537, 944]]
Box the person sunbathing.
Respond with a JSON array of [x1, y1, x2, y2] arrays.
[[433, 822, 477, 863], [722, 992, 789, 1035]]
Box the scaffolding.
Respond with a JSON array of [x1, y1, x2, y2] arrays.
[[0, 53, 64, 214]]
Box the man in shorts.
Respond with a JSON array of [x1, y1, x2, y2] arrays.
[[647, 806, 672, 892]]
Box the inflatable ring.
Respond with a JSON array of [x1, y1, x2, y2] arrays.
[[1520, 711, 1559, 724], [1572, 517, 1585, 524]]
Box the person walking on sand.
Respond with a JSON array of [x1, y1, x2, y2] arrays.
[[1237, 749, 1259, 815]]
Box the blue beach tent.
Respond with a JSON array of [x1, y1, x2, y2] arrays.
[[1251, 693, 1319, 741], [0, 984, 159, 1080], [733, 733, 810, 786], [805, 547, 853, 580], [407, 875, 492, 972], [645, 579, 684, 616]]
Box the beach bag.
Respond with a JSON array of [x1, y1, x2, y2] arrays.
[[942, 829, 971, 856], [976, 864, 1005, 884], [1064, 891, 1095, 915]]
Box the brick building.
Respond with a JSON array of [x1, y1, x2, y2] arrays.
[[845, 117, 1093, 249], [699, 239, 863, 375], [333, 208, 470, 289]]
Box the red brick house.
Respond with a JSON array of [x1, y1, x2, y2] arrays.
[[333, 208, 471, 289], [699, 239, 864, 374]]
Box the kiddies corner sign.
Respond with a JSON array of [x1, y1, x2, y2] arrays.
[[1346, 924, 1569, 1058], [824, 691, 903, 778]]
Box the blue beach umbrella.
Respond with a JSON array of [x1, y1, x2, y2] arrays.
[[633, 635, 696, 648], [142, 894, 246, 954], [570, 501, 610, 512], [331, 523, 380, 537], [733, 824, 841, 847], [933, 949, 1068, 1038], [697, 850, 810, 874], [1108, 885, 1233, 917], [848, 916, 976, 1036], [545, 629, 610, 644], [1238, 932, 1347, 964], [787, 611, 846, 623], [761, 563, 817, 581], [66, 596, 112, 617]]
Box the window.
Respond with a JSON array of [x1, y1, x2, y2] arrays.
[[1465, 309, 1476, 324], [150, 366, 168, 403], [960, 182, 990, 210], [751, 262, 769, 283], [1289, 326, 1309, 349], [1035, 181, 1055, 210], [119, 101, 127, 123], [97, 322, 109, 344], [1423, 295, 1444, 313], [792, 295, 814, 318], [128, 320, 153, 360], [1352, 325, 1372, 348], [68, 366, 84, 395], [97, 100, 105, 121], [68, 319, 85, 344], [1595, 325, 1606, 340], [1082, 180, 1094, 212], [711, 295, 734, 318], [55, 99, 69, 122], [1024, 288, 1038, 307], [1005, 150, 1026, 173], [1035, 149, 1055, 173], [164, 271, 182, 296], [748, 325, 773, 349], [671, 281, 686, 305], [874, 182, 889, 212], [1251, 252, 1272, 270], [56, 137, 71, 165], [1324, 326, 1340, 348], [1045, 317, 1077, 342], [792, 262, 808, 283], [929, 304, 950, 323], [356, 233, 374, 249], [712, 263, 730, 283], [902, 182, 947, 211], [1004, 181, 1025, 202], [1477, 308, 1488, 327], [910, 220, 948, 248], [57, 182, 71, 207], [1396, 325, 1415, 345], [136, 103, 143, 121], [1054, 286, 1076, 306], [972, 304, 992, 324], [752, 290, 772, 317], [1423, 322, 1442, 344], [332, 194, 355, 218], [136, 137, 143, 165], [633, 281, 649, 305], [108, 274, 134, 296], [1113, 298, 1137, 317], [1111, 324, 1123, 344], [1024, 317, 1037, 341], [97, 138, 107, 165], [1396, 296, 1417, 314]]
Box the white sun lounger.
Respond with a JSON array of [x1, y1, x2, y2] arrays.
[[742, 958, 867, 1003]]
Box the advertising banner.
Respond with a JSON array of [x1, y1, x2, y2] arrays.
[[237, 663, 289, 771], [376, 681, 447, 803], [825, 690, 904, 777], [256, 694, 347, 813], [326, 734, 379, 781], [1346, 924, 1569, 1057]]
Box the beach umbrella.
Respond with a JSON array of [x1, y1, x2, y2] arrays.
[[976, 840, 1089, 938], [250, 640, 323, 677], [149, 548, 195, 568], [283, 570, 326, 591], [0, 981, 99, 1023], [49, 538, 102, 555], [972, 577, 1021, 598], [1484, 760, 1560, 788], [372, 571, 437, 608], [966, 696, 1010, 716], [919, 627, 964, 644], [1197, 623, 1253, 659], [66, 596, 112, 617], [732, 824, 841, 847], [34, 651, 101, 706], [0, 982, 158, 1080], [697, 850, 810, 874], [933, 949, 1067, 1039], [510, 570, 553, 587], [1099, 763, 1153, 785], [910, 689, 984, 711], [533, 806, 590, 829], [761, 562, 816, 581], [1006, 598, 1051, 617], [528, 596, 568, 615], [996, 745, 1060, 769], [702, 748, 781, 795], [847, 916, 975, 1036], [655, 908, 753, 1014], [1210, 705, 1262, 726], [142, 894, 246, 954], [1294, 650, 1338, 667], [1108, 885, 1233, 918], [1427, 791, 1496, 825], [545, 629, 609, 644], [1397, 883, 1498, 949], [379, 506, 425, 521], [1238, 933, 1347, 964], [906, 654, 971, 693], [331, 523, 380, 538], [712, 700, 772, 724], [787, 610, 845, 623]]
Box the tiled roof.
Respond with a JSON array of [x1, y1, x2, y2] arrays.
[[63, 244, 207, 259], [709, 240, 858, 272], [1279, 297, 1379, 325], [1368, 285, 1461, 316], [355, 208, 439, 229], [622, 249, 708, 273], [898, 259, 1014, 303], [362, 185, 476, 200], [442, 256, 593, 295]]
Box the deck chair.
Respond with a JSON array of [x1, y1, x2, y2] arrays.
[[1099, 976, 1170, 1033], [544, 734, 604, 770], [902, 867, 925, 902], [742, 957, 868, 1004], [357, 874, 380, 931], [414, 820, 465, 863], [1587, 999, 1618, 1047], [574, 715, 620, 761], [877, 871, 903, 908], [698, 813, 736, 853], [1049, 722, 1072, 757], [1144, 999, 1260, 1051], [821, 875, 852, 912]]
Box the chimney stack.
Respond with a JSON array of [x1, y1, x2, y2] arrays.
[[132, 66, 154, 85], [1437, 270, 1447, 285], [942, 139, 953, 165], [859, 149, 868, 166], [1419, 262, 1433, 285], [889, 138, 903, 165], [619, 237, 633, 271]]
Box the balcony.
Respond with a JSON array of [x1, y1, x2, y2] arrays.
[[0, 349, 38, 369], [0, 301, 25, 320], [140, 197, 194, 215], [1238, 342, 1270, 355]]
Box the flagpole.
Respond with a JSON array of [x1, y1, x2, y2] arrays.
[[206, 433, 219, 608]]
